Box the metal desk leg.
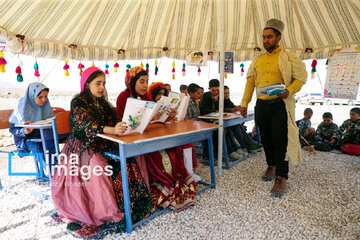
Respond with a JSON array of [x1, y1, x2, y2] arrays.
[[208, 135, 216, 188], [39, 129, 47, 178], [119, 144, 133, 233], [223, 132, 229, 169]]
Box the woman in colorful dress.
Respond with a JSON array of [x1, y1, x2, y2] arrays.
[[51, 67, 152, 239], [9, 82, 56, 178], [145, 82, 197, 212]]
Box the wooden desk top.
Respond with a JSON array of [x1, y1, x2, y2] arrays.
[[198, 110, 254, 120], [98, 120, 218, 145]]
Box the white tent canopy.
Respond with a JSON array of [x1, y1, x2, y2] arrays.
[[1, 0, 359, 61]]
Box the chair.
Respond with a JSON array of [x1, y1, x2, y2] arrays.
[[50, 111, 70, 176], [52, 107, 66, 116]]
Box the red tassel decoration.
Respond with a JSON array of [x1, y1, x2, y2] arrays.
[[0, 51, 7, 73], [105, 63, 109, 75], [63, 60, 70, 76], [114, 61, 119, 73], [16, 61, 23, 82], [197, 66, 201, 76], [146, 63, 149, 73], [78, 63, 85, 76], [311, 59, 317, 79], [34, 60, 40, 77]]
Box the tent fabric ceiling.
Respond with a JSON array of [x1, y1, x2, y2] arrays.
[[0, 0, 359, 61]]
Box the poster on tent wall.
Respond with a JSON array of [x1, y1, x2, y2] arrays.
[[218, 52, 234, 73], [186, 51, 207, 66], [324, 48, 360, 100]]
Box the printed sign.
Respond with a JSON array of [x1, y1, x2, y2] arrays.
[[324, 48, 360, 100]]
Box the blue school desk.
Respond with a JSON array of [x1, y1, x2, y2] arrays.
[[198, 111, 256, 169], [97, 120, 218, 233]]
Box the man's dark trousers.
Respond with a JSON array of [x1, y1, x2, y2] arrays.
[[255, 98, 289, 178]]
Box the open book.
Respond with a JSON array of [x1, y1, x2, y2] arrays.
[[122, 98, 160, 135], [257, 83, 286, 97], [152, 94, 181, 123], [168, 92, 190, 121], [33, 118, 54, 125]]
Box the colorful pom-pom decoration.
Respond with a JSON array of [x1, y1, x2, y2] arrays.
[[91, 61, 95, 67], [105, 63, 109, 75], [114, 61, 119, 73], [140, 62, 144, 69], [78, 62, 85, 76], [197, 66, 201, 76], [172, 61, 175, 80], [63, 60, 70, 76], [225, 73, 227, 79], [145, 63, 149, 73], [240, 63, 245, 76], [0, 51, 7, 73], [15, 59, 23, 82], [311, 59, 317, 79], [182, 62, 186, 76], [155, 60, 158, 75], [34, 60, 40, 78], [126, 64, 131, 73]]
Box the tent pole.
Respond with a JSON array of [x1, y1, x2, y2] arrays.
[[218, 0, 225, 176]]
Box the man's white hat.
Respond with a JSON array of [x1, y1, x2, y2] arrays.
[[264, 18, 285, 33]]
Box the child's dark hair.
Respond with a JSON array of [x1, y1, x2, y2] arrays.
[[200, 87, 204, 90], [323, 112, 333, 119], [151, 86, 168, 101], [188, 83, 200, 93], [209, 79, 220, 88], [130, 71, 148, 98], [224, 85, 229, 90], [180, 84, 187, 92], [304, 108, 313, 115], [350, 107, 360, 115]]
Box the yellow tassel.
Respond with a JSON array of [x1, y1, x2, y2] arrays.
[[225, 73, 227, 79], [64, 70, 69, 76], [0, 65, 5, 73], [172, 73, 175, 80], [114, 68, 117, 73], [140, 63, 144, 68]]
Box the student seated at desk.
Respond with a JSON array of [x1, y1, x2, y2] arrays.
[[297, 108, 315, 146], [222, 86, 262, 154], [336, 107, 360, 155], [9, 82, 56, 173], [199, 79, 244, 160], [145, 82, 196, 212], [51, 67, 152, 239]]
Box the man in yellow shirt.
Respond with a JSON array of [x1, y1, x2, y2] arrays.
[[241, 19, 307, 197]]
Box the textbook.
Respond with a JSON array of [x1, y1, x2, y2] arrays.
[[122, 98, 160, 135], [168, 92, 190, 121], [152, 94, 182, 123], [33, 118, 54, 125], [257, 83, 286, 97]]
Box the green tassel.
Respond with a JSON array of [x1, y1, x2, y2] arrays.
[[17, 74, 23, 82], [326, 59, 329, 65], [311, 67, 316, 73]]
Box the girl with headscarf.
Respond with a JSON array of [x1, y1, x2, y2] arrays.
[[9, 82, 56, 177], [118, 77, 196, 212], [51, 67, 152, 239]]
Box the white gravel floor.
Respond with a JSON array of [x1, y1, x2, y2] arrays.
[[0, 149, 359, 240]]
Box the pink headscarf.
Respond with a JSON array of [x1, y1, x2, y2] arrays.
[[80, 67, 103, 92]]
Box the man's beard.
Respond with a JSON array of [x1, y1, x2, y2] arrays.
[[263, 42, 277, 52]]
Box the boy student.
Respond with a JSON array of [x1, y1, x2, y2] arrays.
[[336, 107, 360, 155], [313, 112, 338, 152], [199, 79, 244, 159], [165, 83, 171, 93], [196, 87, 204, 104], [297, 108, 315, 145], [187, 83, 202, 121], [223, 86, 262, 153], [180, 84, 188, 95]]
